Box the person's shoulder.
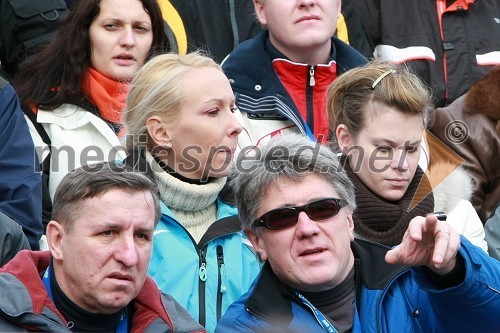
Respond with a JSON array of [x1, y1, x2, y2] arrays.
[[0, 76, 8, 90], [216, 296, 257, 333], [332, 36, 368, 72], [222, 30, 268, 67], [158, 293, 207, 332]]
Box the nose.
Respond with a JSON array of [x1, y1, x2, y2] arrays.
[[227, 110, 243, 137], [298, 0, 315, 7], [391, 148, 409, 172], [115, 236, 139, 267], [120, 26, 136, 48], [294, 211, 320, 239]]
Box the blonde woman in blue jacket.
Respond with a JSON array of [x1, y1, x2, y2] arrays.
[[122, 52, 261, 332]]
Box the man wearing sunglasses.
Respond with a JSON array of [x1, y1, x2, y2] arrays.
[[216, 134, 500, 333]]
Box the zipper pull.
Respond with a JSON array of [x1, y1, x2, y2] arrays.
[[217, 246, 227, 293], [199, 250, 207, 281], [309, 66, 316, 87], [220, 264, 227, 293]]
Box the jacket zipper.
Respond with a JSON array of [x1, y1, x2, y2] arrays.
[[306, 65, 316, 134], [216, 245, 227, 321], [198, 248, 207, 327]]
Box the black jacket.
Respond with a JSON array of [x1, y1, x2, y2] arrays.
[[0, 211, 30, 267], [354, 0, 500, 107]]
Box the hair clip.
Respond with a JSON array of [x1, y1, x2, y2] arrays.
[[371, 69, 396, 89]]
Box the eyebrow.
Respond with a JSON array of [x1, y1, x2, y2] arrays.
[[135, 226, 154, 234], [99, 17, 151, 25], [375, 138, 421, 146], [272, 197, 332, 209], [202, 96, 236, 105]]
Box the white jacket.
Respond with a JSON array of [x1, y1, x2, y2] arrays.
[[431, 165, 488, 252], [26, 104, 127, 199]]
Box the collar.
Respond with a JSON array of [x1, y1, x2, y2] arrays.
[[146, 150, 227, 212], [81, 68, 129, 125], [223, 30, 366, 95], [265, 37, 337, 64], [245, 239, 408, 325], [439, 0, 475, 12], [47, 263, 125, 332]]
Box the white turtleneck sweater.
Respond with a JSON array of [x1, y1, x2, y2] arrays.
[[146, 151, 227, 243]]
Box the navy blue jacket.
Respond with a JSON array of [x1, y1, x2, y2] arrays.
[[216, 237, 500, 332], [222, 30, 367, 144], [0, 79, 42, 250]]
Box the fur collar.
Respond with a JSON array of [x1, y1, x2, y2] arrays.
[[465, 66, 500, 131], [429, 164, 473, 214]]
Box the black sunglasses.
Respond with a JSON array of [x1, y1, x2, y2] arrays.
[[252, 198, 347, 230]]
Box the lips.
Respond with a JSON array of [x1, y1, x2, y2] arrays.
[[113, 53, 136, 66], [296, 15, 320, 24], [114, 53, 135, 61], [300, 248, 325, 256], [216, 146, 236, 155], [386, 178, 409, 187], [108, 272, 133, 281]]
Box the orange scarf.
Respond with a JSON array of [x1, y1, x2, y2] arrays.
[[81, 68, 129, 124]]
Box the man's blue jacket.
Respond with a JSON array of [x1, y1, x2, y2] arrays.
[[216, 237, 500, 332]]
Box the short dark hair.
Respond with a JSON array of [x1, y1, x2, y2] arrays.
[[52, 162, 161, 230], [231, 134, 356, 229]]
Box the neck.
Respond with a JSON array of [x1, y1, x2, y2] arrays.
[[153, 154, 213, 184], [270, 36, 332, 65]]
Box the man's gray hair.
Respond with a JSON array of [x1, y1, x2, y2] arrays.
[[52, 162, 161, 230], [231, 134, 356, 229]]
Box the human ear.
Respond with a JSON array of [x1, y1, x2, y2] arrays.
[[46, 221, 65, 260], [336, 124, 352, 154], [244, 228, 268, 261], [346, 213, 355, 242], [253, 0, 267, 25], [146, 116, 172, 149]]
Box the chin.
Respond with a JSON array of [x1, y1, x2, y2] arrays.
[[205, 170, 230, 179], [380, 191, 405, 202], [111, 69, 137, 82], [207, 161, 232, 178]]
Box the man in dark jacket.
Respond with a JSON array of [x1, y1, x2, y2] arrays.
[[0, 0, 69, 79], [0, 162, 205, 332], [0, 77, 43, 250], [171, 0, 371, 64], [216, 134, 500, 332], [222, 0, 367, 149], [353, 0, 500, 107]]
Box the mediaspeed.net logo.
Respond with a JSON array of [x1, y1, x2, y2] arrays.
[[410, 126, 466, 211]]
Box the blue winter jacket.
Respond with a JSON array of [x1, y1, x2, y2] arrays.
[[0, 79, 42, 250], [149, 199, 261, 333], [216, 237, 500, 332]]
